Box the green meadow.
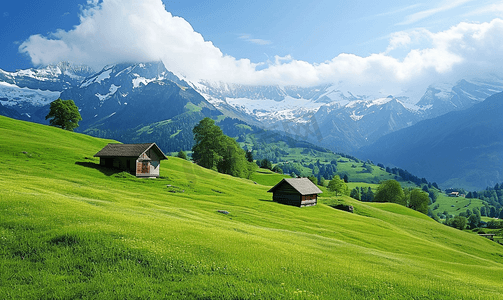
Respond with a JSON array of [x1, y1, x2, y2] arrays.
[[431, 193, 486, 215], [1, 116, 503, 299]]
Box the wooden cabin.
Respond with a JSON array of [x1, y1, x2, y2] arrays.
[[268, 178, 322, 207], [94, 143, 168, 178]]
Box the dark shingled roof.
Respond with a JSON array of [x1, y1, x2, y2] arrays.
[[94, 143, 168, 160], [267, 178, 323, 195]]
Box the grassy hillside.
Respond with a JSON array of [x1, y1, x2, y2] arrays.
[[431, 193, 486, 216], [1, 116, 503, 299]]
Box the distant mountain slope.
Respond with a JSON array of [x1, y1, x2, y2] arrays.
[[312, 96, 423, 152], [193, 78, 503, 153], [51, 62, 222, 150], [357, 92, 503, 190], [2, 62, 503, 155], [0, 62, 94, 122], [0, 62, 94, 91]]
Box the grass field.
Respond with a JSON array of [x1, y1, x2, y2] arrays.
[[431, 193, 486, 216], [1, 116, 503, 299], [249, 168, 290, 186]]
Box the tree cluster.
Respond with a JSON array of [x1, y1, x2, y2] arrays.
[[256, 158, 273, 170], [446, 216, 467, 230], [465, 183, 503, 217], [350, 186, 374, 202], [373, 180, 430, 214], [192, 118, 256, 179]]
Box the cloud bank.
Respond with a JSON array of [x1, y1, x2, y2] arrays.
[[19, 0, 503, 97]]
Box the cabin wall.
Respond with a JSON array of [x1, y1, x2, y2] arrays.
[[135, 160, 160, 177], [273, 193, 302, 207], [300, 194, 317, 207], [147, 149, 161, 161], [100, 157, 133, 172]]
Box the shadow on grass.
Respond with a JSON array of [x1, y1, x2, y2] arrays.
[[258, 199, 273, 202], [256, 170, 272, 174], [75, 161, 124, 176]]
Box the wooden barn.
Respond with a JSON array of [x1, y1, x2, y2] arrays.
[[94, 143, 168, 178], [268, 178, 322, 207]]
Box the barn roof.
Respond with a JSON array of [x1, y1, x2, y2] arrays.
[[267, 178, 323, 195], [94, 143, 168, 160]]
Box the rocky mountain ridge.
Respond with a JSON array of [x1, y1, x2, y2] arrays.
[[1, 61, 502, 155]]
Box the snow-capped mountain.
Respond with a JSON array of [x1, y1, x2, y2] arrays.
[[2, 60, 503, 155], [357, 91, 503, 190], [0, 62, 94, 91], [417, 78, 503, 118], [59, 61, 217, 131], [0, 62, 94, 121], [190, 76, 503, 153]]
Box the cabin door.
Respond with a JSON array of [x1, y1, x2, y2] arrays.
[[141, 161, 149, 174]]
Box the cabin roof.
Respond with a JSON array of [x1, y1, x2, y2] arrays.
[[267, 178, 323, 195], [94, 143, 168, 160]]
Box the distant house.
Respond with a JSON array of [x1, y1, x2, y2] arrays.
[[448, 192, 460, 197], [268, 178, 322, 207], [94, 143, 168, 178]]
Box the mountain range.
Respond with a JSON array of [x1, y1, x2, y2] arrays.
[[357, 91, 503, 190], [1, 61, 502, 189], [195, 77, 503, 152]]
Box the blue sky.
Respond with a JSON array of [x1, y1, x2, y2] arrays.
[[2, 0, 503, 93]]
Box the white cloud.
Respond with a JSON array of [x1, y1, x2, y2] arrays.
[[17, 0, 503, 98], [463, 2, 503, 17], [386, 32, 412, 53], [239, 34, 272, 45], [19, 0, 257, 82]]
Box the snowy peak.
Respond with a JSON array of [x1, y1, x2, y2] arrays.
[[79, 61, 184, 89], [416, 78, 503, 117], [73, 62, 189, 106], [0, 62, 94, 120], [0, 62, 94, 91]]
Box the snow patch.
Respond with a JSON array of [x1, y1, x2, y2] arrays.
[[401, 101, 423, 112], [225, 96, 322, 121], [0, 82, 60, 107], [95, 84, 121, 103], [132, 74, 163, 88], [366, 97, 392, 108], [350, 111, 364, 121], [80, 68, 113, 88]]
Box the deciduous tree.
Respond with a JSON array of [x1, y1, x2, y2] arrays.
[[374, 180, 406, 205], [408, 188, 429, 214], [176, 150, 187, 160], [45, 98, 82, 131], [328, 175, 348, 196]]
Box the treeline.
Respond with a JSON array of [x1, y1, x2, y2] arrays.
[[385, 167, 438, 189], [349, 179, 429, 214], [274, 159, 339, 181], [441, 207, 503, 230], [467, 183, 503, 208]]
